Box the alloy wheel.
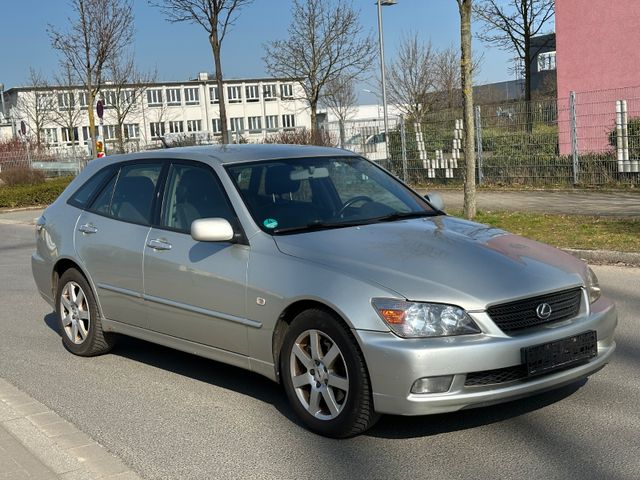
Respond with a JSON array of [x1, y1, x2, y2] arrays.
[[59, 281, 90, 345]]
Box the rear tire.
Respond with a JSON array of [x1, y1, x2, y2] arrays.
[[280, 308, 379, 438], [55, 268, 115, 356]]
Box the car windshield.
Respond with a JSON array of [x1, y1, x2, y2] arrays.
[[226, 156, 438, 234]]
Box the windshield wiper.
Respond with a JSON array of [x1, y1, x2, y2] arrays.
[[273, 219, 369, 234], [371, 211, 440, 222]]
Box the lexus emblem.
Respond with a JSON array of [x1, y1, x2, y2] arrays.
[[536, 303, 552, 319]]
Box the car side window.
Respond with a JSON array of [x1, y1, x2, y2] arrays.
[[88, 174, 118, 215], [68, 166, 115, 209], [160, 163, 235, 233], [110, 163, 162, 224]]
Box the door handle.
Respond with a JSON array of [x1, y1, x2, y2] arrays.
[[147, 238, 172, 251], [78, 223, 98, 234]]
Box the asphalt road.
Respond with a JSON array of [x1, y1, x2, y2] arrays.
[[1, 222, 639, 480]]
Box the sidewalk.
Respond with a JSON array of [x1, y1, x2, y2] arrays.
[[422, 189, 640, 217], [0, 378, 141, 480]]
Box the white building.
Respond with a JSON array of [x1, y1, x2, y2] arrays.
[[1, 73, 310, 154]]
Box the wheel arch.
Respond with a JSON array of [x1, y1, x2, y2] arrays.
[[271, 299, 360, 383], [52, 257, 104, 317]]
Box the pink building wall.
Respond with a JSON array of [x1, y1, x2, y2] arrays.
[[556, 0, 640, 154]]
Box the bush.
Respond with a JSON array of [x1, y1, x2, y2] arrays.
[[263, 128, 336, 146], [0, 177, 73, 208], [608, 116, 640, 159], [0, 167, 46, 186]]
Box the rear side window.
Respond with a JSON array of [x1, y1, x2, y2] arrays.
[[68, 166, 115, 208], [87, 162, 163, 225]]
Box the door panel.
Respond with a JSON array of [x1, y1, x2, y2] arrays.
[[143, 162, 250, 355], [144, 229, 250, 354], [75, 211, 150, 327]]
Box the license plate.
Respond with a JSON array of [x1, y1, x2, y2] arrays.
[[522, 331, 597, 377]]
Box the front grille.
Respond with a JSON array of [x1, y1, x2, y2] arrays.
[[487, 288, 582, 333], [465, 365, 528, 387]]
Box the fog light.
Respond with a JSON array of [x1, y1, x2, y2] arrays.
[[410, 376, 453, 394]]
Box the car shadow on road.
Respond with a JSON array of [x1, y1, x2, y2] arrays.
[[43, 312, 301, 425], [366, 381, 585, 439], [43, 311, 588, 439]]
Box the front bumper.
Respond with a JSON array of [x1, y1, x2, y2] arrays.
[[357, 296, 617, 416]]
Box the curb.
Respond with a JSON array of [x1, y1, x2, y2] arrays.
[[0, 206, 47, 213], [0, 377, 142, 480], [563, 248, 640, 267]]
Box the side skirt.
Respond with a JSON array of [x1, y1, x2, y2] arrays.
[[102, 318, 277, 382]]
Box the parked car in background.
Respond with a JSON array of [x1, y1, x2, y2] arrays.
[[344, 131, 387, 162], [32, 145, 617, 437]]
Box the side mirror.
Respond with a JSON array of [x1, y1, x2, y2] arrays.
[[191, 218, 235, 242], [424, 192, 445, 212]]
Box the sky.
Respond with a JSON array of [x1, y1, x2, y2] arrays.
[[0, 0, 528, 102]]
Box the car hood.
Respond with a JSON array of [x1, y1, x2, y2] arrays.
[[273, 215, 588, 310]]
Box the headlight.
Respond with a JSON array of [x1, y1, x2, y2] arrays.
[[586, 267, 601, 304], [371, 298, 481, 338]]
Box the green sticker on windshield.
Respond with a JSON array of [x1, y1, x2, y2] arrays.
[[263, 218, 278, 229]]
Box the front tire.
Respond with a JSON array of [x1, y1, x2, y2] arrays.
[[280, 309, 379, 438], [55, 268, 115, 356]]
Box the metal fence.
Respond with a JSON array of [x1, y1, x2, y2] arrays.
[[327, 85, 640, 187], [3, 85, 640, 187]]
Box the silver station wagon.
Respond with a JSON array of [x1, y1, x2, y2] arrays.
[[32, 145, 617, 437]]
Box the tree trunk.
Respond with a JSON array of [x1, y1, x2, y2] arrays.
[[524, 28, 533, 133], [339, 119, 346, 148], [310, 99, 318, 142], [87, 87, 97, 158], [459, 0, 476, 220], [210, 32, 229, 145], [116, 121, 125, 154]]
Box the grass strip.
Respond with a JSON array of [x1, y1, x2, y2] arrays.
[[452, 210, 640, 253]]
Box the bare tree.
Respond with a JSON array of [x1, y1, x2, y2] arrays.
[[474, 0, 554, 109], [51, 63, 83, 151], [105, 54, 156, 153], [15, 69, 56, 146], [434, 45, 461, 110], [48, 0, 134, 157], [264, 0, 375, 139], [150, 0, 254, 145], [322, 75, 357, 147], [457, 0, 477, 219], [385, 33, 437, 122]]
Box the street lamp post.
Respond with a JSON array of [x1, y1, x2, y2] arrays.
[[376, 0, 396, 166], [362, 89, 381, 120], [0, 83, 6, 122]]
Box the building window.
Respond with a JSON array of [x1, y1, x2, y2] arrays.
[[248, 116, 262, 132], [103, 125, 117, 140], [150, 122, 165, 139], [57, 92, 74, 111], [184, 88, 199, 105], [265, 115, 278, 130], [263, 84, 277, 101], [147, 89, 163, 107], [209, 86, 220, 104], [102, 90, 117, 108], [282, 114, 295, 129], [124, 123, 140, 139], [61, 127, 79, 145], [187, 119, 202, 132], [245, 85, 259, 102], [82, 126, 98, 144], [41, 128, 58, 145], [229, 117, 244, 132], [78, 92, 88, 109], [168, 121, 184, 133], [36, 93, 55, 111], [166, 88, 181, 106], [537, 51, 556, 71], [227, 86, 242, 103], [212, 118, 222, 134], [120, 90, 136, 106], [280, 84, 294, 99]]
